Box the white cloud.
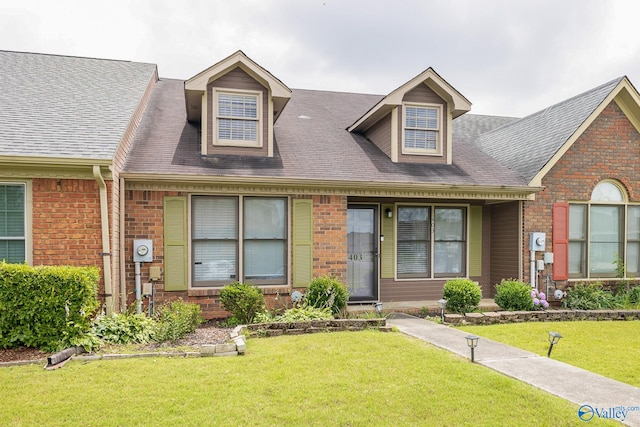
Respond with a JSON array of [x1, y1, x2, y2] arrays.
[[3, 0, 640, 116]]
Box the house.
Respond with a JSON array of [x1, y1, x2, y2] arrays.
[[2, 49, 640, 318]]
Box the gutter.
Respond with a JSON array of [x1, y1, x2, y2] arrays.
[[93, 165, 114, 315]]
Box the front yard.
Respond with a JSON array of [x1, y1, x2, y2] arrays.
[[0, 329, 619, 426]]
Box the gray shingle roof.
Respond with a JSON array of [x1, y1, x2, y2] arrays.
[[476, 77, 623, 182], [0, 51, 156, 160], [125, 80, 527, 188]]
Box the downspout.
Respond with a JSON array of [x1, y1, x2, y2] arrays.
[[93, 165, 114, 315], [119, 176, 126, 312]]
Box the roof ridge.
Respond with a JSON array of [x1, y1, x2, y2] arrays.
[[0, 49, 154, 66], [485, 76, 625, 135]]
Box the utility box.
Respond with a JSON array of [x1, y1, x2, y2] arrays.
[[529, 232, 546, 251], [133, 239, 153, 263]]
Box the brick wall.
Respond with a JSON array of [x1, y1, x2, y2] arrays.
[[523, 101, 640, 286], [312, 195, 347, 281], [32, 178, 110, 295]]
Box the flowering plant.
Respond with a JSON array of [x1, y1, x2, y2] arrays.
[[531, 289, 549, 310]]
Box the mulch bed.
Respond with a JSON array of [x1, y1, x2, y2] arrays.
[[0, 321, 232, 364]]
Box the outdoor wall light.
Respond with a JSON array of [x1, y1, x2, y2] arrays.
[[437, 298, 447, 323], [547, 331, 562, 357], [385, 208, 393, 218], [465, 335, 480, 362], [374, 302, 384, 317]]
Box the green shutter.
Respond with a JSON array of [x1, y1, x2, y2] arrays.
[[469, 205, 482, 277], [164, 196, 188, 291], [381, 204, 395, 278], [292, 199, 313, 287]]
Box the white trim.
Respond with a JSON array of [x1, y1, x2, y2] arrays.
[[401, 103, 443, 156], [212, 88, 263, 148], [201, 92, 208, 155], [390, 106, 399, 163], [0, 180, 31, 265]]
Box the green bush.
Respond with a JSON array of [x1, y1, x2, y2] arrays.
[[153, 299, 204, 343], [220, 282, 265, 324], [494, 279, 534, 311], [92, 311, 155, 345], [304, 276, 349, 316], [442, 279, 482, 314], [564, 282, 616, 310], [0, 262, 100, 352]]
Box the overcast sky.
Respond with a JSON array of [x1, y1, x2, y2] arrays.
[[2, 0, 640, 116]]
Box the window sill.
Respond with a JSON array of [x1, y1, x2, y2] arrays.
[[188, 285, 291, 297]]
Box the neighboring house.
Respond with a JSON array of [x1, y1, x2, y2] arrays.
[[3, 50, 640, 318]]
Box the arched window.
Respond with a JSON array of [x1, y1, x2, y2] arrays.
[[569, 180, 638, 278]]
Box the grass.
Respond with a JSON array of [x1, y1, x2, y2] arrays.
[[0, 330, 618, 426], [458, 321, 640, 387]]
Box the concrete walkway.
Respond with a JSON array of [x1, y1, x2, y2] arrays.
[[387, 313, 640, 426]]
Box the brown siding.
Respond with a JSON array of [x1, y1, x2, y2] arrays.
[[207, 67, 269, 157], [398, 83, 448, 164], [380, 278, 447, 301], [364, 112, 392, 156], [490, 201, 521, 293]]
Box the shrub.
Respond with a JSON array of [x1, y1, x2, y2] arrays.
[[220, 282, 265, 324], [0, 262, 100, 352], [304, 276, 349, 316], [92, 312, 155, 345], [564, 282, 615, 310], [153, 299, 204, 343], [254, 305, 333, 323], [442, 279, 482, 314], [494, 279, 534, 311]]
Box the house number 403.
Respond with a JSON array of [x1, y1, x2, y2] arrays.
[[348, 253, 363, 261]]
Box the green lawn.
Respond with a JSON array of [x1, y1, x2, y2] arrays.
[[0, 330, 618, 426], [458, 321, 640, 387]]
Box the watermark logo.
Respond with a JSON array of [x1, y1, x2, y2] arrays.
[[578, 404, 640, 422]]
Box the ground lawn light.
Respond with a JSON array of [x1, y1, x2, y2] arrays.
[[374, 302, 384, 317], [438, 298, 447, 323], [547, 331, 562, 357], [465, 335, 479, 362]]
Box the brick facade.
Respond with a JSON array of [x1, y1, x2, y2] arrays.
[[522, 101, 640, 287], [32, 178, 110, 296], [312, 195, 348, 281]]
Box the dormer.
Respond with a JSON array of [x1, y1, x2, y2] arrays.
[[348, 68, 471, 164], [185, 51, 291, 157]]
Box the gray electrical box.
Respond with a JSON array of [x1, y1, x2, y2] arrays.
[[529, 232, 546, 251], [133, 239, 153, 263]]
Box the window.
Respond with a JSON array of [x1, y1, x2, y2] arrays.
[[0, 184, 26, 263], [568, 180, 639, 278], [397, 206, 466, 278], [192, 196, 286, 286], [214, 90, 262, 147], [402, 104, 442, 155]]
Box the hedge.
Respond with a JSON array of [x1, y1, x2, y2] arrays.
[[0, 262, 100, 351]]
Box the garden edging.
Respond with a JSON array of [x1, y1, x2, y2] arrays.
[[445, 309, 640, 325]]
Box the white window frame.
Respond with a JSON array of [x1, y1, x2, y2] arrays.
[[568, 180, 640, 279], [401, 103, 443, 156], [213, 88, 263, 148], [395, 203, 468, 280], [0, 182, 28, 264]]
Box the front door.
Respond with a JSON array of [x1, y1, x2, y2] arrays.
[[347, 205, 378, 301]]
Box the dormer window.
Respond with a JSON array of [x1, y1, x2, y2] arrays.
[[214, 89, 263, 147], [402, 103, 442, 155]]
